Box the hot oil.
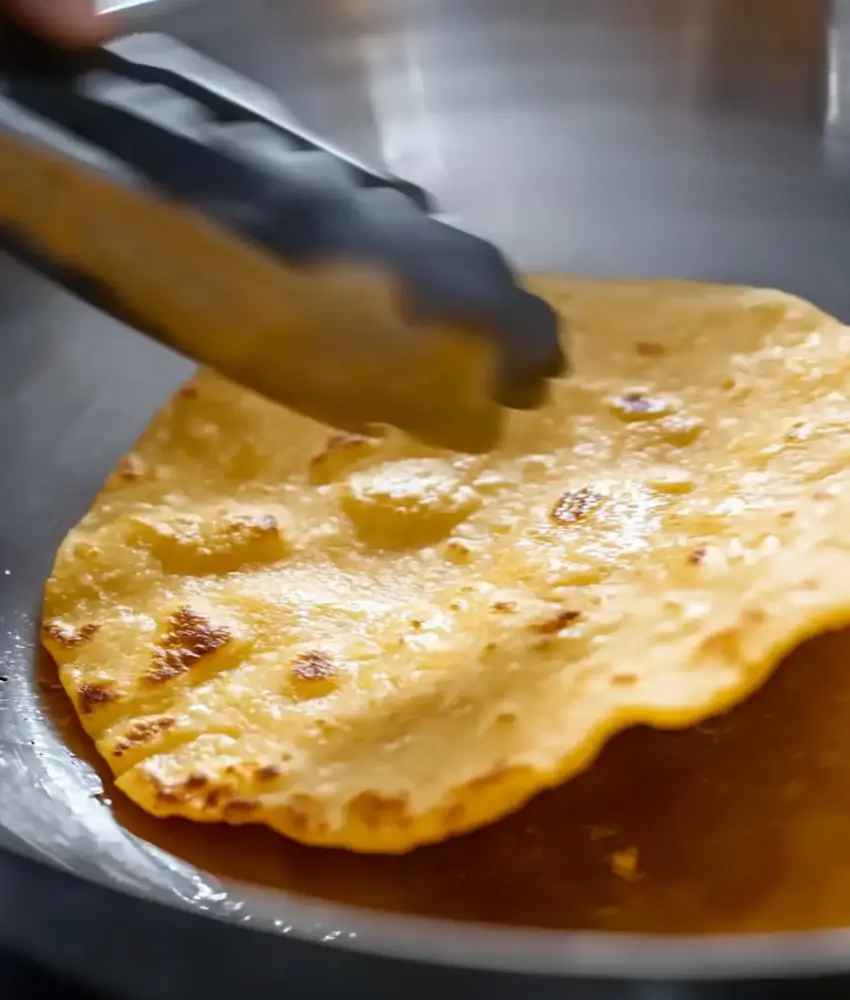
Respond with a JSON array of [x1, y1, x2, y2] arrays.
[[35, 630, 850, 933]]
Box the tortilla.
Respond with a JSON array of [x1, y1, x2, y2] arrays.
[[42, 277, 850, 853]]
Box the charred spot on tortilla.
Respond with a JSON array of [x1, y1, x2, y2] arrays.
[[44, 620, 99, 648], [146, 607, 231, 684]]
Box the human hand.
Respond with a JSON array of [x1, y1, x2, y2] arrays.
[[5, 0, 110, 47]]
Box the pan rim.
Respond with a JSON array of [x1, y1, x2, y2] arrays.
[[4, 837, 850, 982]]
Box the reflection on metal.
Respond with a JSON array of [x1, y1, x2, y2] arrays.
[[828, 25, 840, 128], [363, 13, 447, 187], [100, 0, 182, 13], [826, 0, 850, 161]]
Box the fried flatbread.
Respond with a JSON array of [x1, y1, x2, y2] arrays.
[[43, 277, 850, 853]]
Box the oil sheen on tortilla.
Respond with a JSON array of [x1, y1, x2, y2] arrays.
[[42, 277, 850, 853]]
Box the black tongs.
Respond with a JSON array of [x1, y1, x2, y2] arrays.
[[0, 23, 564, 451]]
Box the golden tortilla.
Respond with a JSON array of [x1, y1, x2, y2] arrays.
[[42, 277, 850, 853]]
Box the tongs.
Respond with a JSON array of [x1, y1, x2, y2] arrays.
[[0, 22, 564, 452]]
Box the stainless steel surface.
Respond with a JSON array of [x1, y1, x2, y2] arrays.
[[4, 0, 850, 988]]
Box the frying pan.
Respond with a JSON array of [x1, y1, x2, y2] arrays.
[[4, 0, 850, 996]]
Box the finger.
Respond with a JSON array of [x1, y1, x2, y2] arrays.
[[6, 0, 114, 47]]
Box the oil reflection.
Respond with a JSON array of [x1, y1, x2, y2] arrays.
[[37, 625, 850, 934]]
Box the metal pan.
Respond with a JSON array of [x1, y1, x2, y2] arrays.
[[4, 0, 850, 995]]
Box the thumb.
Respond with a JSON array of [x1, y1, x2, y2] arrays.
[[6, 0, 113, 47]]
